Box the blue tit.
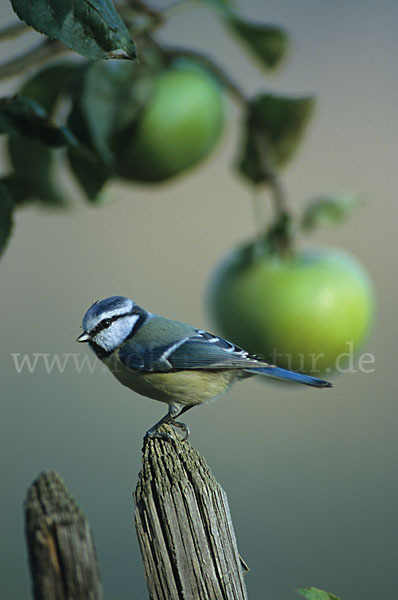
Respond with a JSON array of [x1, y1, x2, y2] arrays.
[[77, 296, 332, 440]]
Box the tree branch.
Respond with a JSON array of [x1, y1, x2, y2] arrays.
[[0, 39, 68, 82], [0, 21, 28, 41]]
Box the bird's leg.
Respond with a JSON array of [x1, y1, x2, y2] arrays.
[[145, 403, 192, 441], [145, 407, 176, 441]]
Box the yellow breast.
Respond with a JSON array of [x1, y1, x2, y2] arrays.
[[105, 357, 240, 406]]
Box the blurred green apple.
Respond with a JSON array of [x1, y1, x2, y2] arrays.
[[208, 246, 374, 373], [117, 61, 224, 182]]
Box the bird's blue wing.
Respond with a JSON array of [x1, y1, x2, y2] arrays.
[[117, 338, 183, 372], [117, 330, 263, 372], [117, 329, 332, 388], [161, 331, 265, 370], [117, 340, 147, 370]]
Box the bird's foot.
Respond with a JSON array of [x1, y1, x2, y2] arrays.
[[144, 427, 174, 442], [145, 419, 190, 442], [170, 418, 190, 441]]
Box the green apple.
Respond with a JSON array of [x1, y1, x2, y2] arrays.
[[208, 246, 374, 373], [117, 61, 224, 182]]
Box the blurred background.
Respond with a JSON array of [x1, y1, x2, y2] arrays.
[[1, 0, 397, 598]]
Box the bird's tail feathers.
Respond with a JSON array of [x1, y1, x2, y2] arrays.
[[246, 366, 332, 388]]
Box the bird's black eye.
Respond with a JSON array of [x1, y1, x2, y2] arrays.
[[92, 317, 115, 336]]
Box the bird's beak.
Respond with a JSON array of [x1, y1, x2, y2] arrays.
[[76, 332, 91, 343]]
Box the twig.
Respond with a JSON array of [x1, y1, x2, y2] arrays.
[[0, 38, 68, 82], [250, 129, 289, 216], [0, 21, 28, 41]]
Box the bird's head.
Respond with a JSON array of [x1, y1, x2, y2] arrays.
[[77, 296, 144, 353]]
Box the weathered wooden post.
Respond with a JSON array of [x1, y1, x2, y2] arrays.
[[134, 426, 248, 600], [24, 432, 248, 599], [24, 471, 103, 600]]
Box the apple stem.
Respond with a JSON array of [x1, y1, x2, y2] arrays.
[[269, 180, 296, 253], [246, 130, 295, 254], [265, 211, 294, 256]]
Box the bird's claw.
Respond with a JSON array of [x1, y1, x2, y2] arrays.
[[144, 428, 174, 442], [145, 419, 190, 442], [170, 419, 190, 441]]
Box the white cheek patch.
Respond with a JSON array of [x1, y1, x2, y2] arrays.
[[94, 314, 140, 352], [123, 314, 140, 335]]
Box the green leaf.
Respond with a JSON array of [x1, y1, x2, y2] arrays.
[[66, 103, 111, 202], [301, 194, 362, 231], [65, 59, 155, 200], [67, 147, 110, 202], [6, 136, 66, 206], [70, 60, 146, 164], [0, 96, 78, 147], [8, 134, 52, 175], [198, 1, 288, 70], [0, 182, 14, 257], [2, 63, 79, 208], [226, 17, 288, 70], [0, 174, 33, 206], [237, 93, 315, 184], [10, 0, 137, 61], [1, 171, 65, 207], [19, 62, 78, 113], [296, 586, 341, 600]]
